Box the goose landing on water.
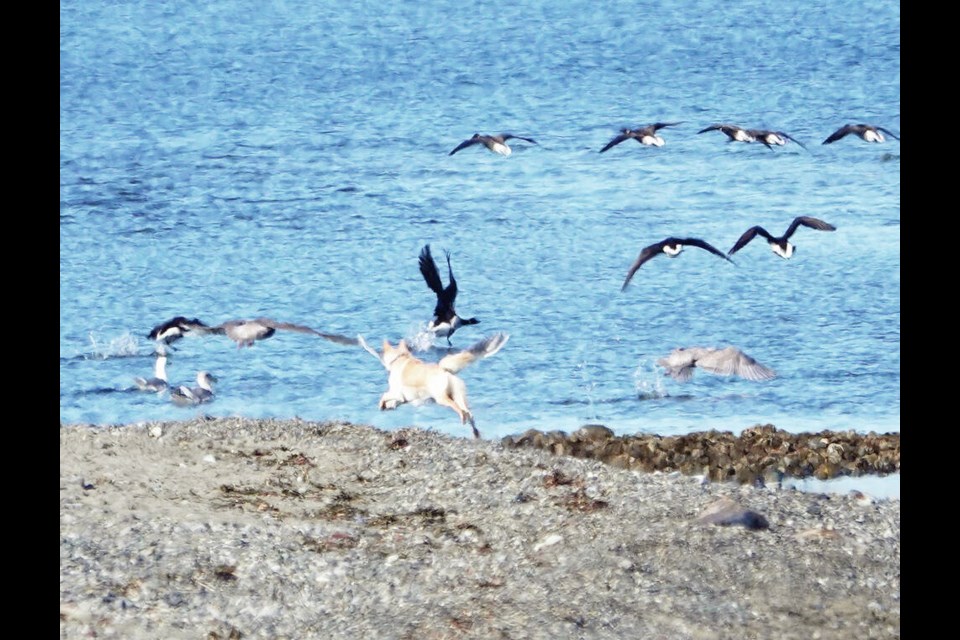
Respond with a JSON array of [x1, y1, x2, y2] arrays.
[[657, 347, 776, 382]]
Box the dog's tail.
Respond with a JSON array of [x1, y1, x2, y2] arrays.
[[439, 332, 510, 373]]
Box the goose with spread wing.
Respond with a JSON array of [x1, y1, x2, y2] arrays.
[[728, 216, 836, 259], [621, 237, 733, 291]]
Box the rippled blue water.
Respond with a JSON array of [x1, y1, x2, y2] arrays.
[[61, 0, 900, 450]]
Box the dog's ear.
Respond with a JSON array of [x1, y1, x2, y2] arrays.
[[397, 340, 411, 353], [382, 339, 392, 351]]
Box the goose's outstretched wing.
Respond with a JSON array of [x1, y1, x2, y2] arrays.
[[439, 333, 510, 373], [728, 227, 773, 255], [695, 347, 777, 381], [784, 216, 836, 238]]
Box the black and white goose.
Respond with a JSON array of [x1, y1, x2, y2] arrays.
[[746, 129, 807, 150], [822, 123, 900, 144], [657, 346, 776, 382], [171, 371, 217, 406], [419, 244, 479, 344], [133, 351, 169, 392], [147, 316, 211, 346], [699, 124, 804, 150], [599, 122, 683, 152], [448, 133, 538, 156], [698, 123, 757, 144], [621, 237, 733, 291], [728, 216, 836, 259]]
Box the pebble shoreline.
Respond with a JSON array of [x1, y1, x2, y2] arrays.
[[60, 418, 900, 639]]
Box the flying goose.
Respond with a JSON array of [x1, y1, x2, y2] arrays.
[[698, 123, 757, 143], [449, 133, 538, 156], [699, 124, 804, 149], [599, 122, 683, 152], [746, 129, 807, 149], [728, 216, 836, 259], [822, 123, 900, 144], [209, 318, 358, 348], [147, 316, 211, 346], [419, 244, 479, 344], [657, 347, 776, 382], [621, 237, 733, 291]]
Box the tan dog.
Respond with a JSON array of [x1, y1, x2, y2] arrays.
[[359, 333, 510, 438]]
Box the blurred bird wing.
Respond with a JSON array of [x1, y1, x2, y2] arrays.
[[728, 227, 769, 254], [357, 335, 388, 368], [787, 216, 836, 236], [681, 238, 733, 262], [876, 126, 900, 140], [439, 333, 510, 373], [419, 245, 445, 295], [697, 347, 776, 381], [822, 125, 854, 144], [779, 131, 807, 149], [502, 134, 537, 144], [600, 133, 631, 152], [247, 318, 357, 344], [449, 137, 481, 155], [621, 244, 661, 291]]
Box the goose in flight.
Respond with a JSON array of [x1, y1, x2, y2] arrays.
[[419, 244, 479, 344], [822, 123, 900, 144], [599, 122, 683, 152], [657, 346, 776, 382], [698, 123, 757, 143], [147, 316, 211, 347], [728, 216, 836, 259], [698, 124, 804, 149], [747, 129, 807, 149], [208, 318, 358, 348], [621, 237, 733, 291], [449, 133, 538, 156]]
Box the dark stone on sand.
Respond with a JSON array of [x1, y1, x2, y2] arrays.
[[695, 498, 770, 530]]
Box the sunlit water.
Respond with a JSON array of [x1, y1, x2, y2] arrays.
[[61, 1, 900, 495]]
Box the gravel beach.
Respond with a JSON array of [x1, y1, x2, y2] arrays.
[[60, 418, 900, 639]]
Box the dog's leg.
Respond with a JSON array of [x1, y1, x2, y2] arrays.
[[379, 392, 400, 411], [441, 376, 480, 439], [466, 413, 479, 439]]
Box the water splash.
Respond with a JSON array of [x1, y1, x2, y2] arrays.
[[405, 323, 440, 353], [633, 358, 668, 401], [83, 331, 142, 360], [575, 360, 598, 418]]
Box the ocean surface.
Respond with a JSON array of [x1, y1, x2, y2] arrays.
[[61, 1, 900, 493]]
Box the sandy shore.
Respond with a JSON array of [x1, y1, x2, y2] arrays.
[[60, 418, 900, 639]]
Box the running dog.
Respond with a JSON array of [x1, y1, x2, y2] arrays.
[[358, 333, 509, 438]]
